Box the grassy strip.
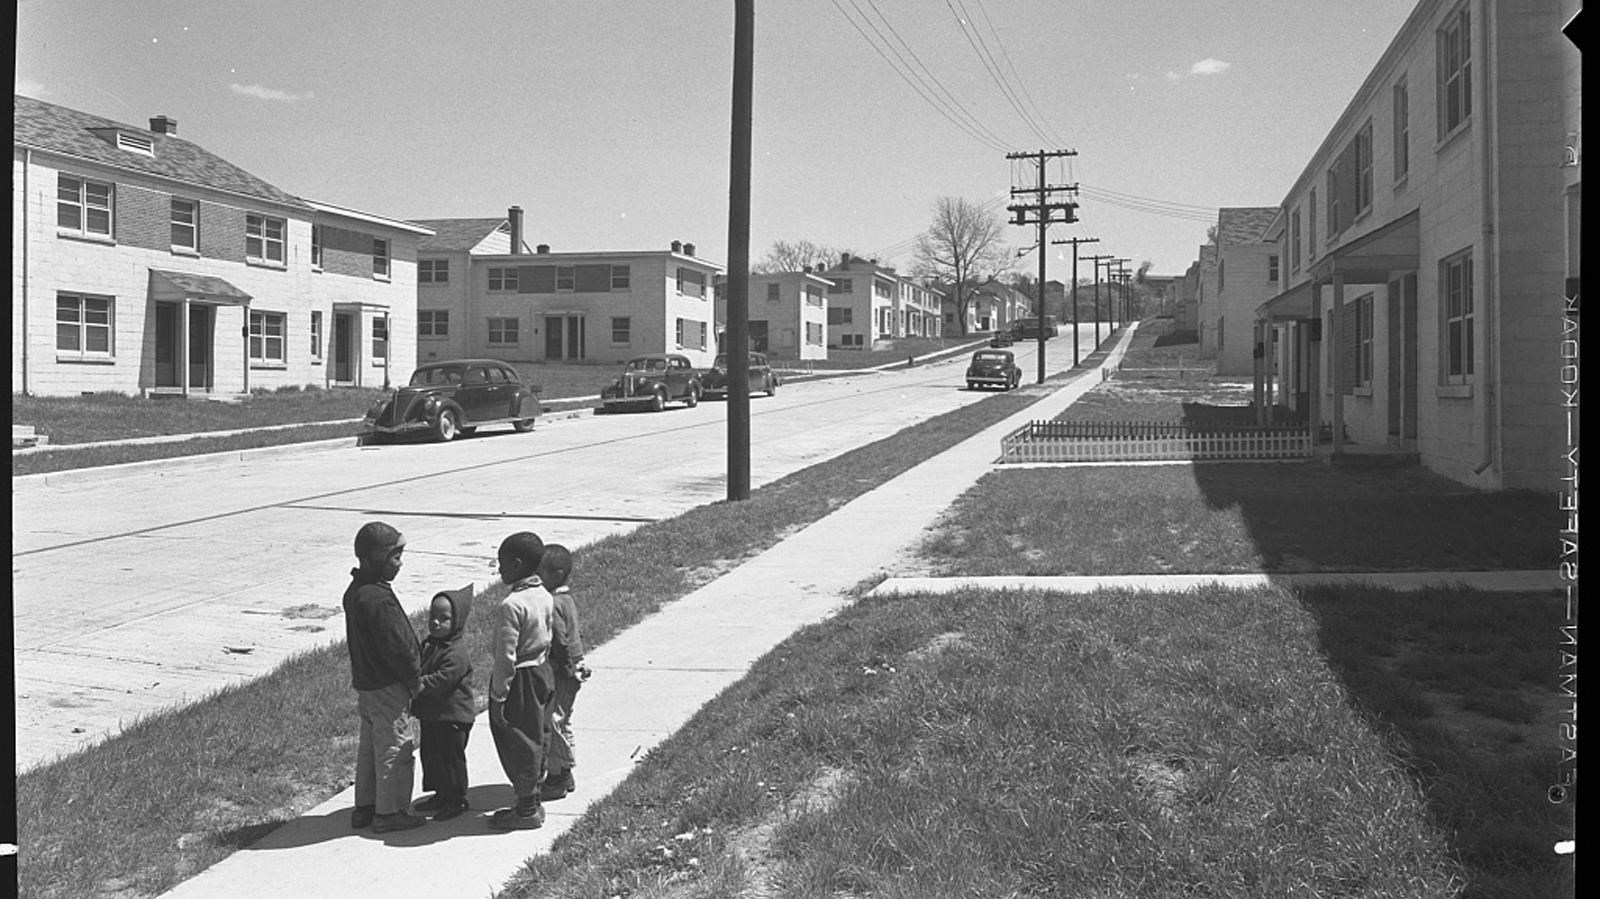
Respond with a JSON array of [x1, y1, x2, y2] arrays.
[[919, 464, 1556, 575], [15, 391, 1036, 899], [11, 421, 364, 477], [501, 585, 1471, 897], [11, 386, 384, 444]]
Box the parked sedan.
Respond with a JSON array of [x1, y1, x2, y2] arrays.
[[989, 329, 1014, 347], [363, 359, 541, 442], [701, 351, 779, 399], [600, 353, 702, 412], [966, 349, 1022, 391]]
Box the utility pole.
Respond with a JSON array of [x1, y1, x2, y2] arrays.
[[1086, 254, 1112, 348], [1050, 235, 1098, 366], [1110, 258, 1130, 329], [725, 0, 753, 501], [1007, 149, 1078, 384]]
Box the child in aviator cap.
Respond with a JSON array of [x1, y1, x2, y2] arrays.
[[343, 521, 425, 833], [411, 585, 475, 821]]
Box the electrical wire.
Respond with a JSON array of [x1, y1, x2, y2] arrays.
[[945, 0, 1066, 148]]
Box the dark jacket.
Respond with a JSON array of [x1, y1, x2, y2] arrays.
[[343, 567, 422, 694], [412, 586, 476, 724], [550, 585, 586, 683]]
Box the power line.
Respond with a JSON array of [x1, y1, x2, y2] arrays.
[[944, 0, 1061, 148], [968, 0, 1069, 147]]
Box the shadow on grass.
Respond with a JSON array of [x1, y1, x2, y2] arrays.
[[1296, 585, 1574, 898], [1151, 329, 1198, 348]]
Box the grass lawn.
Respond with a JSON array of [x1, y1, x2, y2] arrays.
[[14, 390, 1037, 899]]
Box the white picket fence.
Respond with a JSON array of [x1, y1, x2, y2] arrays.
[[1000, 420, 1314, 463]]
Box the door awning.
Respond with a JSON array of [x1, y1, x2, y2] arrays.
[[1257, 278, 1316, 322], [149, 269, 252, 305]]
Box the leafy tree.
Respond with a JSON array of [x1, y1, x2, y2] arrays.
[[752, 240, 845, 274], [912, 197, 1010, 336]]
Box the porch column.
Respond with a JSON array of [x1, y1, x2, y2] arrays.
[[181, 299, 191, 397], [1330, 270, 1345, 453], [1306, 285, 1321, 444], [242, 305, 250, 396], [1264, 326, 1276, 416]]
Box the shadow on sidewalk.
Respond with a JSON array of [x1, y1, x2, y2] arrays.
[[225, 783, 527, 851]]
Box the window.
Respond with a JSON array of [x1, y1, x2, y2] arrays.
[[827, 306, 853, 325], [1218, 260, 1225, 291], [611, 316, 631, 344], [806, 322, 824, 345], [1291, 209, 1302, 273], [766, 282, 782, 303], [675, 317, 685, 347], [1442, 250, 1474, 382], [1358, 294, 1375, 386], [419, 310, 449, 337], [1326, 168, 1341, 238], [56, 292, 113, 355], [805, 284, 824, 306], [311, 225, 323, 268], [311, 311, 323, 359], [58, 175, 113, 238], [1268, 255, 1280, 282], [611, 265, 631, 290], [677, 267, 706, 298], [1393, 79, 1410, 181], [1438, 5, 1472, 138], [419, 259, 449, 284], [1308, 190, 1317, 255], [170, 198, 197, 251], [556, 266, 575, 291], [488, 317, 519, 346], [829, 277, 853, 294], [371, 316, 389, 360], [873, 280, 892, 299], [489, 267, 519, 292], [246, 214, 285, 264], [372, 239, 390, 279], [249, 311, 286, 364], [1355, 120, 1373, 215]]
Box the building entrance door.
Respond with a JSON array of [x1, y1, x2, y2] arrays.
[[544, 315, 586, 360], [334, 313, 354, 383], [155, 302, 180, 387], [187, 304, 212, 390]]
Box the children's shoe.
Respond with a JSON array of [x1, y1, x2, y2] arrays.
[[411, 794, 445, 814], [432, 797, 470, 821], [371, 812, 427, 833], [539, 770, 575, 801], [350, 805, 375, 829], [488, 804, 545, 830]]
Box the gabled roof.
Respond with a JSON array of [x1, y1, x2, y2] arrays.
[[14, 94, 307, 209], [410, 218, 512, 253], [1217, 207, 1280, 246]]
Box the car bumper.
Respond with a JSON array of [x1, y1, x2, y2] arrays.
[[362, 419, 435, 435], [967, 375, 1012, 386]]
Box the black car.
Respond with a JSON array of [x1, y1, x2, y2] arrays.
[[966, 349, 1022, 391], [363, 359, 541, 442], [989, 329, 1014, 347], [701, 352, 779, 399], [600, 353, 703, 412]]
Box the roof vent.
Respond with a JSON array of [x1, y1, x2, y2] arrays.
[[149, 116, 178, 135], [116, 132, 154, 155], [683, 242, 696, 256], [671, 240, 683, 253]]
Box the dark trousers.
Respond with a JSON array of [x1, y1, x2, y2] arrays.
[[491, 663, 554, 800], [419, 720, 472, 799]]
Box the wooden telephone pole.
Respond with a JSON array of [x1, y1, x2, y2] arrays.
[[1051, 235, 1099, 367], [1006, 149, 1078, 384]]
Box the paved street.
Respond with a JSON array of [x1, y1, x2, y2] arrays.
[[12, 332, 1100, 770]]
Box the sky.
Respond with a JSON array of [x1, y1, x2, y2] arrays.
[[15, 0, 1416, 280]]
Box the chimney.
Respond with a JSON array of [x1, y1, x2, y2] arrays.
[[508, 206, 524, 255], [841, 252, 850, 266], [536, 243, 550, 254], [671, 240, 683, 253], [683, 242, 696, 257], [149, 115, 177, 135]]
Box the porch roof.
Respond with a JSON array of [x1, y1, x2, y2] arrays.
[[1257, 278, 1315, 322], [1308, 208, 1420, 284], [149, 269, 252, 305]]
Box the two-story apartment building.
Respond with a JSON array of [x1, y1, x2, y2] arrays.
[[1209, 207, 1281, 375], [13, 95, 427, 397], [821, 254, 944, 348], [715, 270, 830, 361], [409, 221, 724, 367], [942, 277, 1029, 335], [1255, 0, 1577, 489]]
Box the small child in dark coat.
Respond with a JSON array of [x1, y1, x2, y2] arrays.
[[410, 585, 475, 820], [538, 544, 590, 801]]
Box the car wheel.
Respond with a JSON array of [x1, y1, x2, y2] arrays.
[[967, 381, 976, 390], [513, 419, 535, 432], [434, 409, 460, 442], [651, 390, 666, 412], [685, 386, 700, 408]]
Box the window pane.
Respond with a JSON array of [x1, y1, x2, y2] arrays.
[[58, 323, 80, 350]]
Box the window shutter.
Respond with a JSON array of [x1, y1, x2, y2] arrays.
[[1340, 301, 1360, 393], [522, 265, 556, 293], [1335, 140, 1359, 235], [575, 264, 611, 292]]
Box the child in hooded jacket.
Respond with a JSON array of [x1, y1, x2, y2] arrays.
[[410, 585, 475, 820]]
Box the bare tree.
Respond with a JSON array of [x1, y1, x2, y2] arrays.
[[912, 197, 1010, 336], [752, 239, 844, 274]]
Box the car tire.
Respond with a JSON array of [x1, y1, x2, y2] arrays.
[[513, 419, 535, 432], [685, 386, 700, 408], [651, 390, 666, 412], [967, 381, 977, 390], [434, 409, 460, 442]]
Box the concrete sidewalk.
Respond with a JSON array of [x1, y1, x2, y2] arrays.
[[871, 570, 1563, 596], [158, 327, 1140, 898]]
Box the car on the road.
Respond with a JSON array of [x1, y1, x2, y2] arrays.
[[701, 351, 779, 399], [966, 349, 1022, 391], [362, 359, 541, 442], [600, 353, 702, 412], [989, 329, 1014, 347], [1011, 316, 1057, 340]]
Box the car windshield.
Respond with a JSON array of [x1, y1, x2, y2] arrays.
[[410, 366, 463, 386], [626, 358, 668, 372]]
